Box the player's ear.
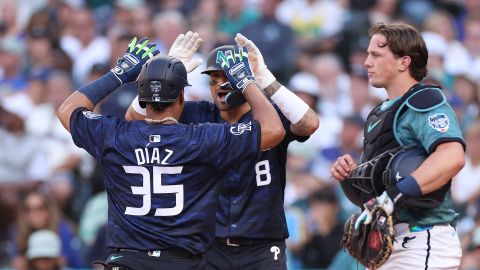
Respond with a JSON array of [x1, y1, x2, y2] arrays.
[[178, 89, 185, 105]]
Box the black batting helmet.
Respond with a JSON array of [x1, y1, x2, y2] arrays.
[[201, 45, 235, 74], [137, 55, 190, 108]]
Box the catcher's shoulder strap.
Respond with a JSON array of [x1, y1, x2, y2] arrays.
[[404, 85, 446, 112]]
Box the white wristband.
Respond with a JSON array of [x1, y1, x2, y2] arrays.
[[256, 68, 276, 90], [270, 86, 309, 124], [131, 95, 147, 116]]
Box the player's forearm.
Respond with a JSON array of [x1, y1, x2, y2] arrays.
[[412, 142, 465, 194], [263, 81, 318, 136], [290, 108, 319, 136], [261, 80, 282, 98], [57, 91, 94, 132], [243, 83, 285, 150]]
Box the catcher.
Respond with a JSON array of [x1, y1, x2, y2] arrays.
[[331, 22, 465, 270]]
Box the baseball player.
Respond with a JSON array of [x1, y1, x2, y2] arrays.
[[331, 22, 466, 269], [126, 33, 319, 269], [57, 36, 285, 270]]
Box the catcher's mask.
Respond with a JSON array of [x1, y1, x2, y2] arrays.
[[137, 55, 190, 108], [347, 145, 448, 208]]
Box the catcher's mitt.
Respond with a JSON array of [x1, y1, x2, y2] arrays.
[[340, 206, 394, 269]]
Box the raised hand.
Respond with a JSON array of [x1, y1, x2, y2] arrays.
[[168, 31, 203, 73], [216, 46, 255, 93], [234, 33, 275, 89], [111, 37, 159, 84]]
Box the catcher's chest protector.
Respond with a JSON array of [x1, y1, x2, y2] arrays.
[[363, 85, 423, 161]]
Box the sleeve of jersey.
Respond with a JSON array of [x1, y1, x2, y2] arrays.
[[275, 105, 309, 143], [69, 107, 117, 159], [407, 104, 466, 153], [203, 121, 261, 172]]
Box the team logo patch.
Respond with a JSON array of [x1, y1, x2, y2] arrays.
[[230, 121, 252, 135], [270, 246, 280, 261], [428, 113, 449, 132], [82, 111, 102, 119]]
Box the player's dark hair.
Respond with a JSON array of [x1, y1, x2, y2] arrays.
[[369, 22, 428, 81], [148, 101, 174, 112]]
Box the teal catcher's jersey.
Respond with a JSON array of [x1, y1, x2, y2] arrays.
[[382, 94, 465, 227]]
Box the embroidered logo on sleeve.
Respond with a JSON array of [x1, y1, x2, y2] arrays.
[[428, 113, 449, 132], [82, 111, 102, 119], [230, 121, 252, 135]]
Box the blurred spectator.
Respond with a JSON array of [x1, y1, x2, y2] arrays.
[[311, 53, 353, 118], [241, 0, 295, 84], [0, 105, 44, 186], [348, 64, 376, 119], [26, 230, 65, 270], [77, 191, 107, 247], [25, 14, 73, 74], [189, 0, 222, 55], [422, 31, 453, 89], [310, 114, 364, 182], [78, 191, 108, 266], [285, 205, 308, 270], [152, 9, 187, 52], [453, 120, 480, 207], [130, 5, 153, 38], [217, 0, 259, 42], [9, 190, 85, 269], [300, 186, 343, 268], [285, 170, 325, 207], [60, 7, 110, 86], [0, 36, 28, 96], [464, 17, 480, 82], [276, 0, 346, 51], [451, 74, 480, 132], [286, 72, 341, 160], [460, 212, 480, 270], [423, 10, 472, 77]]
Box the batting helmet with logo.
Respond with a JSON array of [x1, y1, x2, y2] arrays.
[[137, 55, 190, 108], [201, 45, 235, 75]]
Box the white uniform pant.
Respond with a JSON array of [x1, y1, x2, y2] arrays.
[[376, 223, 461, 270]]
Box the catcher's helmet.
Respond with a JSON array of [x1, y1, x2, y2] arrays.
[[382, 146, 449, 209], [137, 55, 190, 108], [201, 45, 234, 74], [344, 145, 449, 208]]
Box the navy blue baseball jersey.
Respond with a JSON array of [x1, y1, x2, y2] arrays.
[[180, 101, 308, 239], [69, 107, 260, 254]]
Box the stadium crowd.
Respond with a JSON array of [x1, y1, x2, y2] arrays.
[[0, 0, 480, 269]]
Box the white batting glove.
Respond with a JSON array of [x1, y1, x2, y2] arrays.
[[234, 33, 276, 90], [168, 31, 203, 73]]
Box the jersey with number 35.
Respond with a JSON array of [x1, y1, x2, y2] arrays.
[[69, 108, 260, 255], [180, 101, 308, 240]]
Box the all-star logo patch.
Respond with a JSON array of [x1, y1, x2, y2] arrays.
[[428, 113, 449, 132], [82, 111, 102, 119]]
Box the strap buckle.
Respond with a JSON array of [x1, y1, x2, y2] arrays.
[[226, 238, 240, 247]]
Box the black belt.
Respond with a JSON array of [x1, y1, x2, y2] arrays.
[[115, 248, 199, 259], [217, 237, 277, 247]]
